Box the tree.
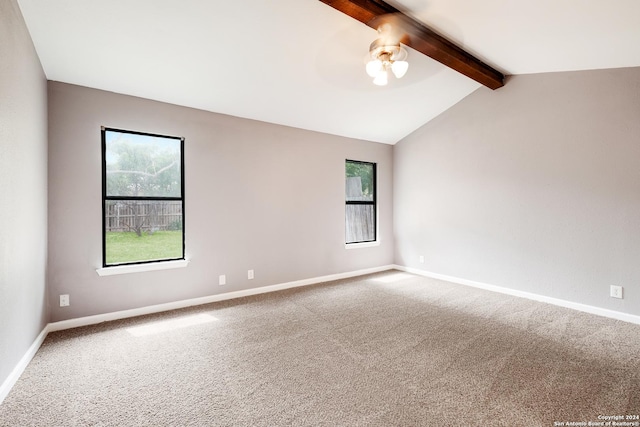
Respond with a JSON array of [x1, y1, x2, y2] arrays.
[[346, 161, 373, 199], [106, 137, 180, 197]]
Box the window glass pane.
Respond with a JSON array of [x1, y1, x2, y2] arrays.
[[105, 130, 181, 197], [105, 200, 183, 264], [345, 204, 375, 243], [345, 162, 374, 202]]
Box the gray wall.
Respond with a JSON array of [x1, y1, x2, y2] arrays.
[[0, 0, 49, 388], [48, 82, 393, 322], [394, 67, 640, 316]]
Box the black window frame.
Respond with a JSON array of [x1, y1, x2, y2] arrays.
[[101, 126, 186, 268], [345, 159, 377, 244]]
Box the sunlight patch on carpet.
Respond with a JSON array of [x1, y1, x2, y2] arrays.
[[370, 272, 414, 283], [126, 313, 217, 337]]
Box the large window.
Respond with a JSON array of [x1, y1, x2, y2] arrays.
[[102, 127, 185, 267], [345, 160, 376, 244]]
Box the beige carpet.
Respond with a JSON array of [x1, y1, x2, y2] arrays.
[[1, 271, 639, 426]]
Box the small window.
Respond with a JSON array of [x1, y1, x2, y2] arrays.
[[345, 160, 376, 244], [101, 127, 185, 267]]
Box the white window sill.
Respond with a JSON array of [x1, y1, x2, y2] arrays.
[[345, 241, 380, 249], [96, 259, 189, 276]]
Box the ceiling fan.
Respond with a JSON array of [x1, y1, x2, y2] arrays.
[[364, 20, 410, 85], [319, 0, 505, 90]]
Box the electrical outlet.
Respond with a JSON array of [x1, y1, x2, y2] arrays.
[[419, 255, 425, 264], [219, 275, 226, 286], [248, 269, 254, 280], [610, 285, 623, 299], [59, 294, 70, 307]]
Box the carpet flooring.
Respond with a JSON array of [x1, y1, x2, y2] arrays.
[[1, 271, 639, 426]]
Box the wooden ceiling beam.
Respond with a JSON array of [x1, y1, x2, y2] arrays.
[[319, 0, 505, 89]]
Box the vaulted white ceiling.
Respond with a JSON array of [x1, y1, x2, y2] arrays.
[[17, 0, 640, 144]]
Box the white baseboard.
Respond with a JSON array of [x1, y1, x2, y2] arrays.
[[394, 265, 640, 325], [49, 265, 395, 332], [0, 325, 49, 404]]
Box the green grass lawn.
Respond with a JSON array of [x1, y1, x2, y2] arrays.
[[106, 231, 183, 265]]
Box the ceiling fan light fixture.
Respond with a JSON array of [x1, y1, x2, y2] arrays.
[[366, 59, 383, 77], [391, 60, 408, 78], [373, 69, 388, 86], [365, 38, 408, 85]]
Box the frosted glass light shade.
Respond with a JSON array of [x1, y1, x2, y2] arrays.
[[391, 60, 409, 78], [366, 60, 382, 77], [373, 70, 388, 86]]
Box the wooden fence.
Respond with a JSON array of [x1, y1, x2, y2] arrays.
[[105, 200, 182, 232], [345, 204, 375, 243]]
